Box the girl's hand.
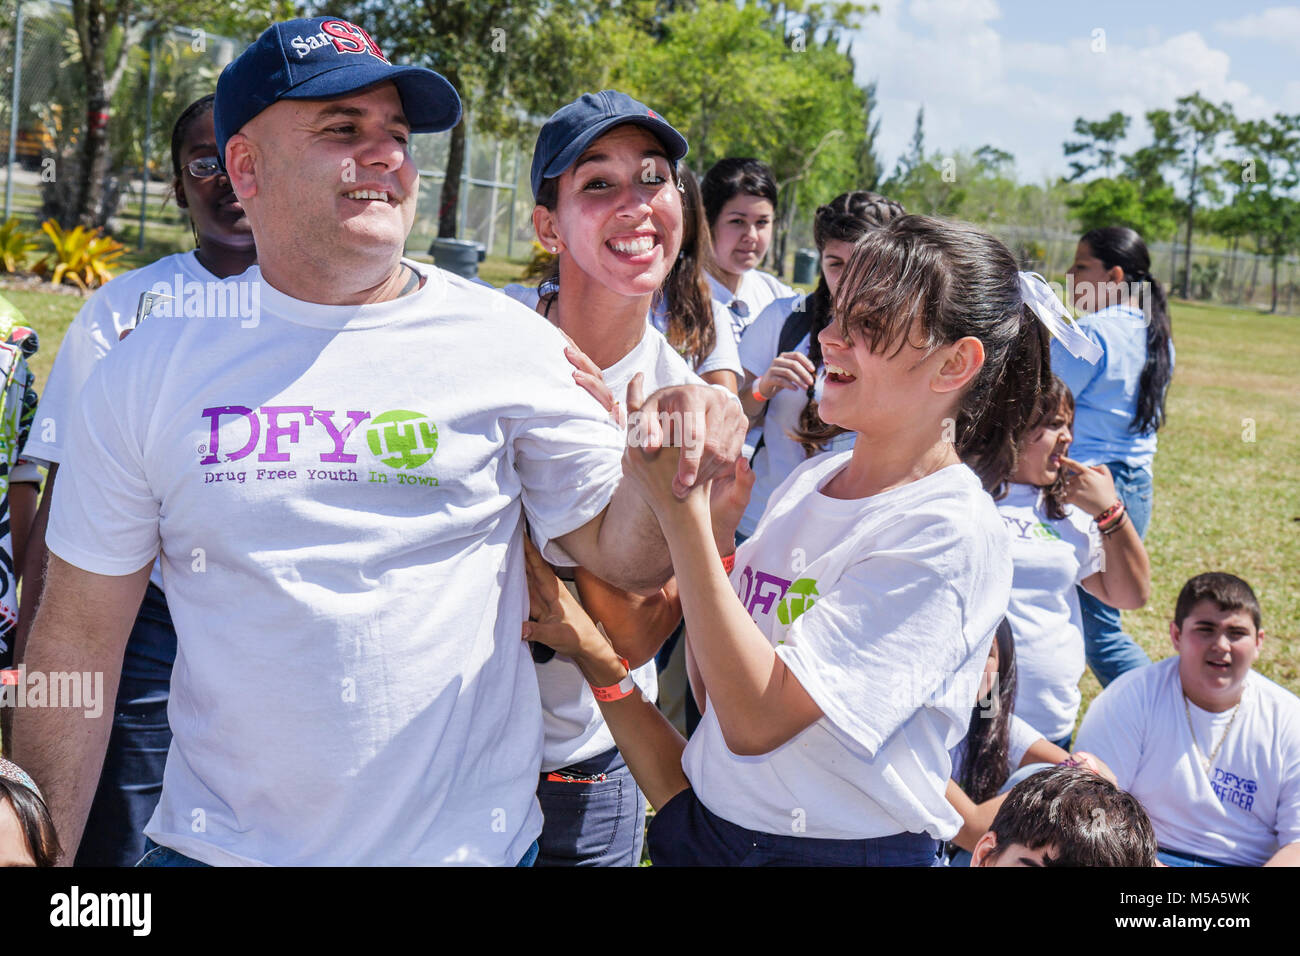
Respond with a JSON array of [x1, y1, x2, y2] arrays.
[[522, 536, 609, 664], [1059, 456, 1119, 518], [709, 456, 756, 552], [562, 333, 623, 427], [622, 375, 711, 518], [755, 351, 816, 399], [1069, 750, 1118, 787]]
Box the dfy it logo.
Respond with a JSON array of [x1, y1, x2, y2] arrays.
[[776, 578, 819, 626], [365, 410, 438, 469], [1002, 516, 1063, 542], [1210, 768, 1258, 812], [197, 405, 441, 486]]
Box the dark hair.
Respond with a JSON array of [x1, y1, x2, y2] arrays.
[[654, 166, 717, 370], [995, 374, 1075, 521], [830, 215, 1051, 493], [985, 766, 1157, 867], [170, 94, 215, 184], [701, 157, 778, 228], [791, 191, 906, 456], [1078, 227, 1173, 434], [960, 618, 1017, 804], [1174, 572, 1262, 631], [0, 777, 61, 866]]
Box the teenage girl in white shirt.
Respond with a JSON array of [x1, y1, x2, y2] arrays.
[[526, 216, 1085, 865]]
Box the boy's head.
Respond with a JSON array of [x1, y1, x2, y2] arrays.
[[0, 757, 61, 867], [1171, 572, 1263, 712], [970, 766, 1156, 867]]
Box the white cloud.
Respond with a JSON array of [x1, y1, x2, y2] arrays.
[[851, 7, 1289, 184], [1215, 7, 1300, 53]]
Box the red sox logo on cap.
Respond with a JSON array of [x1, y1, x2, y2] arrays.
[[289, 19, 389, 63]]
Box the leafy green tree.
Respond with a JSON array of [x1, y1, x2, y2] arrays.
[[1065, 176, 1177, 240], [1234, 113, 1300, 312], [1169, 94, 1234, 298], [1063, 110, 1130, 179]]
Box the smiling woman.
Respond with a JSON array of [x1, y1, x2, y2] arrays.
[[496, 90, 737, 868]]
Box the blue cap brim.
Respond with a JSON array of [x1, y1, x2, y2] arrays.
[[281, 61, 461, 133], [539, 115, 688, 190]]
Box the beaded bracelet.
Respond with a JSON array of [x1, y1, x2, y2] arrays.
[[1094, 500, 1124, 526], [1099, 511, 1128, 536]]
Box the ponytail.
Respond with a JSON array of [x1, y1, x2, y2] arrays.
[[1079, 227, 1173, 434]]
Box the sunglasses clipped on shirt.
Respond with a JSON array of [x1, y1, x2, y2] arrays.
[[184, 157, 224, 180]]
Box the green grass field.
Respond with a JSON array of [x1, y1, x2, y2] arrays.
[[2, 268, 1296, 708]]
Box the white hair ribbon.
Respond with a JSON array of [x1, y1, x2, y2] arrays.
[[1017, 271, 1102, 364]]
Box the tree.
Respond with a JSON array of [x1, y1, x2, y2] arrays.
[[1170, 94, 1233, 298], [1234, 113, 1300, 312], [1063, 111, 1130, 180], [1066, 176, 1178, 240], [52, 1, 288, 229]]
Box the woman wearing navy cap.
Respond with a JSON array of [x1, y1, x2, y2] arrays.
[[501, 91, 748, 866]]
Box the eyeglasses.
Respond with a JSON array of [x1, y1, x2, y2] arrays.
[[184, 157, 223, 180], [727, 299, 750, 320]]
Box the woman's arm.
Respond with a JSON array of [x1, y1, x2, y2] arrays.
[[701, 369, 739, 393], [1061, 456, 1151, 610], [523, 537, 689, 811], [573, 568, 681, 669], [622, 443, 821, 757]]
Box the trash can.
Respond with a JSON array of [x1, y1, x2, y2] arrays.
[[793, 248, 820, 286], [430, 238, 485, 278]]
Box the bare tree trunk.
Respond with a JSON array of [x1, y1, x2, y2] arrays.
[[69, 0, 133, 229], [437, 118, 466, 238], [1181, 146, 1198, 300]]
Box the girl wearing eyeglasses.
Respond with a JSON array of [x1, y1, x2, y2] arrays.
[[15, 93, 256, 866]]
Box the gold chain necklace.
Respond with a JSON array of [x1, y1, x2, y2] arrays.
[[1182, 688, 1245, 777]]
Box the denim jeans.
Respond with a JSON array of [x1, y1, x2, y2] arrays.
[[1077, 461, 1153, 687], [536, 746, 645, 866], [136, 838, 542, 867], [76, 584, 176, 867], [136, 838, 209, 867], [1157, 847, 1226, 867], [649, 787, 941, 866]]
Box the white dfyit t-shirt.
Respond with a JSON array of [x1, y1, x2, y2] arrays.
[[997, 483, 1102, 742], [1075, 657, 1300, 866], [682, 454, 1013, 840], [48, 263, 626, 866]]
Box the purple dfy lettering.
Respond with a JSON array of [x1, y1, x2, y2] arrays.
[[746, 571, 792, 618], [313, 409, 371, 463], [200, 406, 259, 465], [258, 406, 314, 462]]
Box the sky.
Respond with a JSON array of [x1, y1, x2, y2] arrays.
[[849, 0, 1300, 183]]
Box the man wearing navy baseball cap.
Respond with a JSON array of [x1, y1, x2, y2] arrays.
[[15, 16, 744, 867]]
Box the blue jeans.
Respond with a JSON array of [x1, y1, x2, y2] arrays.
[[136, 838, 209, 867], [76, 584, 176, 867], [1157, 847, 1226, 867], [136, 837, 542, 867], [536, 746, 645, 866], [1077, 461, 1153, 687], [649, 787, 941, 866]]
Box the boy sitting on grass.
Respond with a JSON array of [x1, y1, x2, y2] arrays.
[[1074, 572, 1300, 867], [970, 765, 1156, 866]]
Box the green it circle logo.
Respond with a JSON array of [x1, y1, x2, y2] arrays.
[[365, 410, 439, 469], [776, 578, 819, 626]]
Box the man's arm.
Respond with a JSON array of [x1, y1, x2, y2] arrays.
[[1265, 842, 1300, 867], [14, 463, 56, 664], [10, 554, 152, 863], [554, 379, 746, 595]]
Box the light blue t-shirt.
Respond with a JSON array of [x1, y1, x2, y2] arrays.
[[1050, 303, 1174, 470]]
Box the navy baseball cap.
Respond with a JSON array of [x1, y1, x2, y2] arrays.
[[214, 16, 461, 165], [530, 91, 688, 199]]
